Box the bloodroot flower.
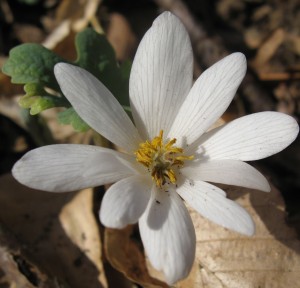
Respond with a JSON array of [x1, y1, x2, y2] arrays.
[[13, 12, 299, 284]]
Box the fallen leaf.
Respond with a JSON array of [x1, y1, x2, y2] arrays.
[[104, 225, 168, 288], [13, 24, 45, 44], [0, 224, 62, 288], [0, 174, 107, 288], [146, 181, 300, 287], [55, 0, 101, 32], [107, 13, 137, 61], [0, 70, 23, 98]]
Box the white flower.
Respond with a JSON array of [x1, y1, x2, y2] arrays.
[[13, 12, 298, 284]]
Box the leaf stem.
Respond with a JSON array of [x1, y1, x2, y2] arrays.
[[21, 109, 55, 146]]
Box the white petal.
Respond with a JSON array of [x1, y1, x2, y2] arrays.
[[129, 12, 193, 140], [168, 53, 246, 146], [54, 63, 141, 152], [12, 144, 139, 192], [139, 187, 195, 285], [182, 159, 270, 192], [100, 175, 151, 228], [177, 179, 254, 235], [198, 112, 299, 161]]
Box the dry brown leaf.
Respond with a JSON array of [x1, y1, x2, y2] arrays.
[[0, 224, 61, 288], [42, 20, 74, 53], [55, 0, 101, 32], [104, 225, 168, 288], [146, 182, 300, 287], [43, 0, 102, 53], [107, 13, 137, 61], [0, 174, 107, 288], [0, 70, 23, 99], [13, 24, 45, 44], [0, 244, 43, 288]]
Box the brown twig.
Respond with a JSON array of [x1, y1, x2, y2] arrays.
[[258, 72, 300, 81]]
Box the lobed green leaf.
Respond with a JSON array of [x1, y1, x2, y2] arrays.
[[2, 44, 65, 90], [75, 28, 131, 107], [2, 29, 131, 133], [58, 108, 90, 132]]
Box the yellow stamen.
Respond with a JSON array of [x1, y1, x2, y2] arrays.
[[135, 130, 193, 187]]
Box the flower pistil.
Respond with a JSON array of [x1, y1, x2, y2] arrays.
[[135, 130, 193, 187]]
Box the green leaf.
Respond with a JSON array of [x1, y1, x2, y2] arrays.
[[2, 43, 65, 90], [58, 108, 90, 132], [120, 60, 132, 80], [75, 28, 131, 107], [3, 29, 132, 133], [20, 83, 68, 115]]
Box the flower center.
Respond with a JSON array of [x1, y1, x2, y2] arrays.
[[135, 130, 193, 187]]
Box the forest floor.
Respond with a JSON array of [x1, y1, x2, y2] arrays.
[[0, 0, 299, 287]]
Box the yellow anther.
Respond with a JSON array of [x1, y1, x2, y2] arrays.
[[165, 169, 176, 184], [165, 138, 177, 149], [135, 130, 193, 187]]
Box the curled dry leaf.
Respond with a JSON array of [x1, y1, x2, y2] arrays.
[[104, 226, 168, 288], [146, 180, 300, 287], [0, 174, 107, 288]]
